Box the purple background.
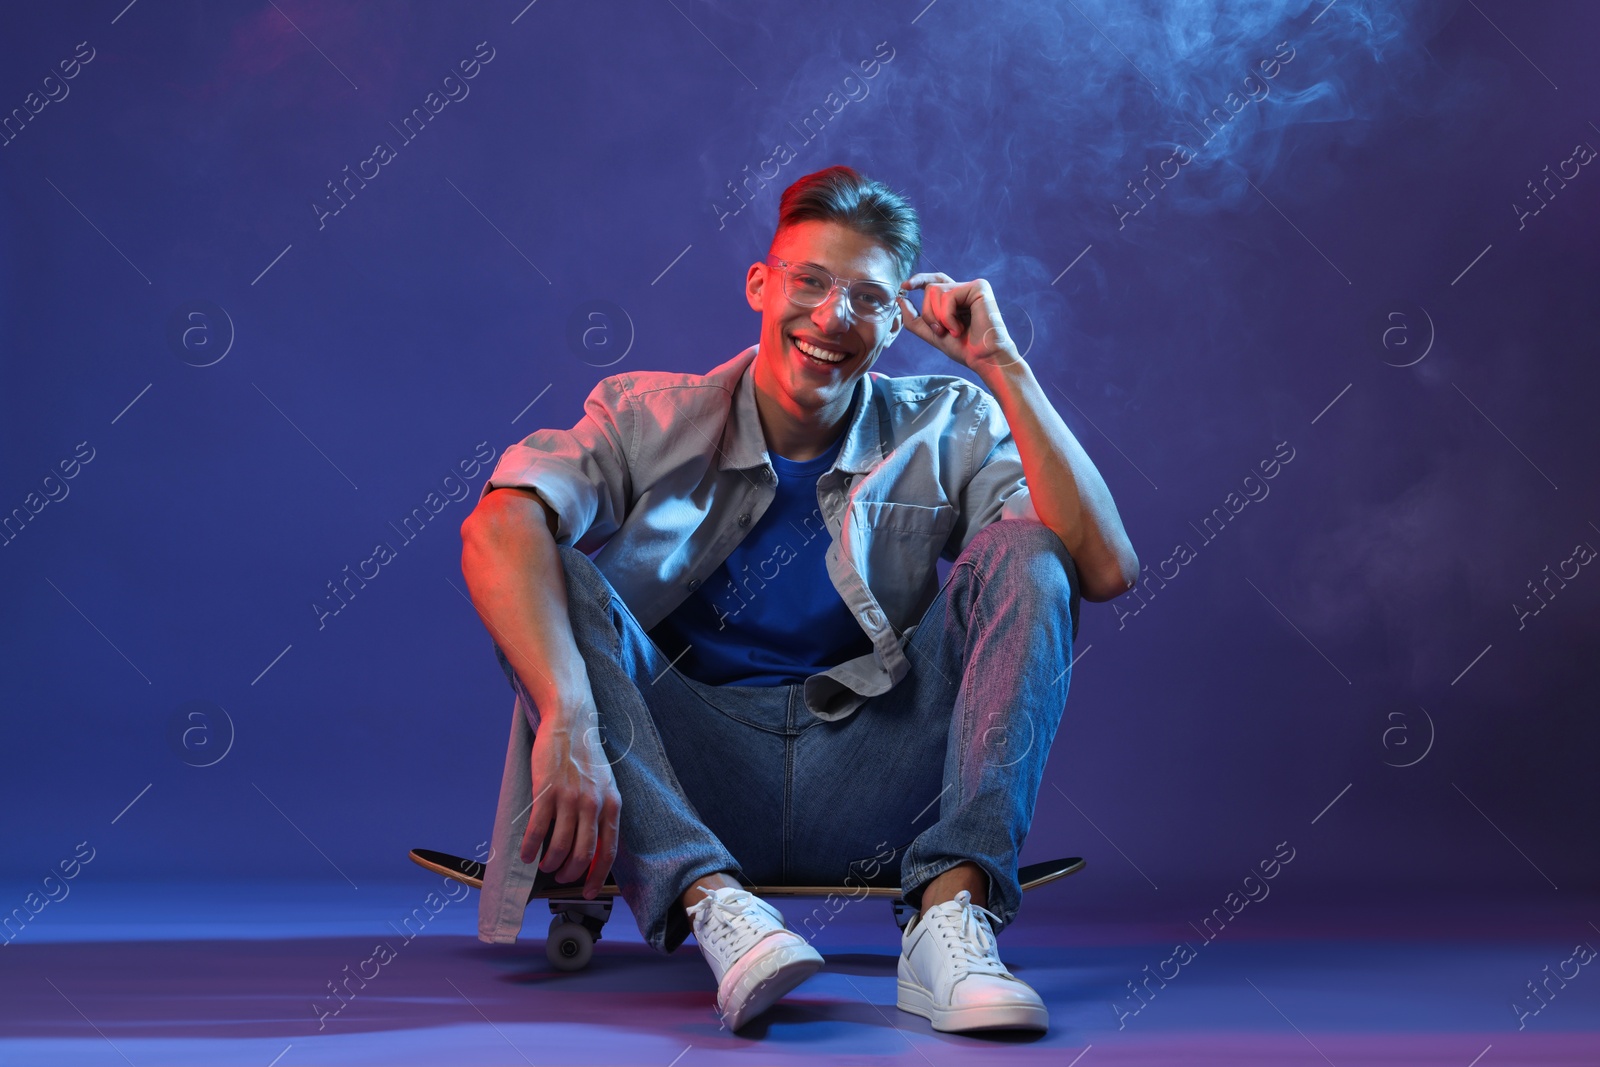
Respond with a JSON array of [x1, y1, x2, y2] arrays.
[[1, 0, 1595, 909]]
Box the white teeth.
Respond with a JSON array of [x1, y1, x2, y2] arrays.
[[794, 337, 846, 362]]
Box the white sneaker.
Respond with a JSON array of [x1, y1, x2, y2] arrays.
[[897, 889, 1048, 1032], [686, 885, 824, 1031]]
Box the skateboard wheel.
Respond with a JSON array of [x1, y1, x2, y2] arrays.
[[546, 918, 594, 971]]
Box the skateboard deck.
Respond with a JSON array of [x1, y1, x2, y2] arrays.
[[410, 846, 1083, 971], [409, 847, 1084, 899]]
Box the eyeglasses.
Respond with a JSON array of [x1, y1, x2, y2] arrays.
[[765, 258, 900, 324]]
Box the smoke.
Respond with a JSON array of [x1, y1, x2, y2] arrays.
[[698, 0, 1458, 375], [855, 0, 1450, 219]]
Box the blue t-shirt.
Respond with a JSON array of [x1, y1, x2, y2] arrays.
[[649, 433, 873, 686]]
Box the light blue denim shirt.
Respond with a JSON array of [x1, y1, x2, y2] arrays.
[[482, 343, 1038, 722], [475, 343, 1038, 945]]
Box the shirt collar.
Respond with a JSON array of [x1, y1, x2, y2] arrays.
[[718, 343, 884, 475]]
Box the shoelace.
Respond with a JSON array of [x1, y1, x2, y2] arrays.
[[930, 890, 1010, 978], [688, 887, 777, 958]]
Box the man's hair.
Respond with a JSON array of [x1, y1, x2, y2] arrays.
[[773, 165, 921, 282]]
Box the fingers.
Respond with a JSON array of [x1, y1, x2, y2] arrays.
[[525, 779, 615, 891], [555, 802, 599, 884], [900, 288, 951, 341], [584, 794, 621, 899], [521, 786, 552, 865], [540, 803, 578, 874], [923, 288, 964, 339], [901, 274, 969, 340], [897, 294, 939, 345]]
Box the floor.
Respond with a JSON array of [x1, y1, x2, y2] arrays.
[[3, 881, 1596, 1066]]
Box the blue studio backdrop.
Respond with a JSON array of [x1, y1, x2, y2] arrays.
[[2, 0, 1596, 911]]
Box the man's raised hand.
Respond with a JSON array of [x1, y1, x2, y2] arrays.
[[898, 273, 1023, 375]]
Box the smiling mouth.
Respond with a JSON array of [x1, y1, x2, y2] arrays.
[[791, 334, 852, 366]]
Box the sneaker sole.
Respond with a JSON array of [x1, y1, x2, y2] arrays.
[[896, 978, 1049, 1033], [720, 934, 825, 1031]]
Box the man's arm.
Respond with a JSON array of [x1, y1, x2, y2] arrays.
[[973, 359, 1139, 602], [899, 273, 1140, 602], [460, 486, 620, 898]]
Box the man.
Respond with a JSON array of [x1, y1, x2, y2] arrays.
[[460, 165, 1138, 1033]]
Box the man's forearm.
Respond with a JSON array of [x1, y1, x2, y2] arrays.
[[460, 489, 595, 724], [978, 358, 1139, 602]]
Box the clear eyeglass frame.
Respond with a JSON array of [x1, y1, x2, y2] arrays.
[[765, 258, 901, 324]]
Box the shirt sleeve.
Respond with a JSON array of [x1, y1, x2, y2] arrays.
[[942, 385, 1039, 559], [480, 376, 634, 552]]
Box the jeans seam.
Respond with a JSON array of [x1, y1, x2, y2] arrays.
[[674, 673, 791, 735], [899, 550, 1000, 909], [591, 587, 745, 927], [953, 558, 991, 806], [782, 686, 794, 883]]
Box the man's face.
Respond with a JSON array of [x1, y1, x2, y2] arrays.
[[746, 219, 904, 416]]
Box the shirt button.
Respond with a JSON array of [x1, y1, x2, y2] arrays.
[[737, 513, 751, 527], [762, 468, 776, 484], [860, 607, 885, 631], [688, 578, 701, 591]]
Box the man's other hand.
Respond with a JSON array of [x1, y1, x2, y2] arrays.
[[521, 696, 621, 900]]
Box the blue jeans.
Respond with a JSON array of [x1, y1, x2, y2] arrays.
[[491, 518, 1080, 953]]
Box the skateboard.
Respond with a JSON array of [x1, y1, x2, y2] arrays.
[[409, 846, 1084, 971]]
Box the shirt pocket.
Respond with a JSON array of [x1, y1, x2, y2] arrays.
[[847, 501, 956, 631]]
